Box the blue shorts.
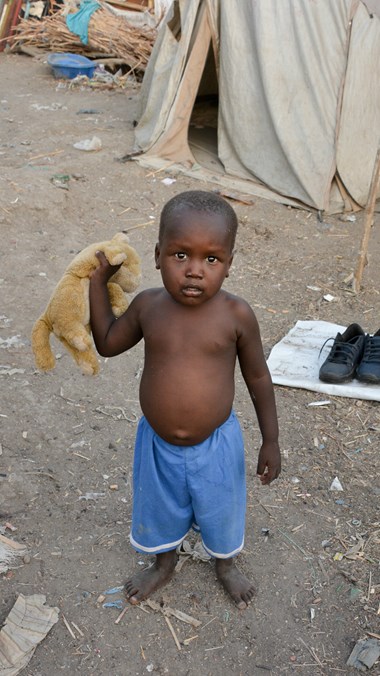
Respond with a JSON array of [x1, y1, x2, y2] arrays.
[[130, 411, 246, 558]]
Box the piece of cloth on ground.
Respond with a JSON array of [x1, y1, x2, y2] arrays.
[[267, 320, 380, 402], [130, 411, 246, 558]]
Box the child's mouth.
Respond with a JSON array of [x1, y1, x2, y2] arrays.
[[182, 286, 202, 296]]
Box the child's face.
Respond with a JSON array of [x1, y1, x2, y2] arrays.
[[155, 208, 234, 306]]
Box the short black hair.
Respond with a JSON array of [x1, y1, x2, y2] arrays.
[[159, 190, 238, 247]]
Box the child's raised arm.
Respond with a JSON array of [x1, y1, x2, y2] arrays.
[[90, 251, 143, 357], [235, 299, 281, 484]]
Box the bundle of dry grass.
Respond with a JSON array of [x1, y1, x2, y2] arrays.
[[6, 3, 157, 74]]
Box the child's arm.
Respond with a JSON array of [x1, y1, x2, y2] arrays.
[[236, 300, 281, 485], [89, 251, 143, 357]]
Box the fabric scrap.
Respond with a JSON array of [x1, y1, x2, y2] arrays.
[[0, 594, 59, 675], [66, 0, 101, 45]]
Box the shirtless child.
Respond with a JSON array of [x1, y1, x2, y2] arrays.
[[90, 190, 281, 610]]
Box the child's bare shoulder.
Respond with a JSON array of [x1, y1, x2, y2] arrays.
[[132, 287, 166, 310], [222, 291, 259, 330], [223, 290, 255, 314]]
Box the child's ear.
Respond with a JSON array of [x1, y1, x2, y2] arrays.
[[225, 253, 234, 277], [154, 243, 161, 269]]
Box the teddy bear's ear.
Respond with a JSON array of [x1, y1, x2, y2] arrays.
[[112, 232, 130, 244]]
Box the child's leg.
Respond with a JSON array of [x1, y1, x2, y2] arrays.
[[125, 550, 177, 605], [215, 557, 255, 610]]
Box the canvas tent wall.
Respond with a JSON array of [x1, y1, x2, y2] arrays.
[[134, 0, 380, 213]]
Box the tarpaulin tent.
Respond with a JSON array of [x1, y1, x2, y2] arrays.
[[133, 0, 380, 213]]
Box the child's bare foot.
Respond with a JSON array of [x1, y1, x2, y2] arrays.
[[215, 558, 255, 609], [125, 550, 177, 605]]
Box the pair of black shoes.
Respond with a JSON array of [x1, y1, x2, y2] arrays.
[[319, 323, 380, 384]]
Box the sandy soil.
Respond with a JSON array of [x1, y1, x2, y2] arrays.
[[1, 54, 379, 676]]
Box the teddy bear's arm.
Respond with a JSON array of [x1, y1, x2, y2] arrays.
[[106, 282, 129, 318]]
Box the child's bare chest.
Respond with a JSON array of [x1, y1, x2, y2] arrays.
[[142, 303, 237, 356]]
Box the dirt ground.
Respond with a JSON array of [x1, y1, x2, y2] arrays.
[[1, 54, 379, 676]]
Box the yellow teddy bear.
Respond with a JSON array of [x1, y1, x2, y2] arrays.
[[32, 232, 141, 375]]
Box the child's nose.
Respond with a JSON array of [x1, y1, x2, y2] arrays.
[[185, 260, 203, 278]]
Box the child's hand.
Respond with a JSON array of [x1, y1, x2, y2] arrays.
[[256, 441, 281, 485], [91, 250, 122, 282]]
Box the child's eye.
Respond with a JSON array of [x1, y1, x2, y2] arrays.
[[174, 252, 187, 260], [207, 256, 218, 263]]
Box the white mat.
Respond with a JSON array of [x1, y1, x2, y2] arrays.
[[267, 320, 380, 401]]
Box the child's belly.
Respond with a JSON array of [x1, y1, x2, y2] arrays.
[[139, 367, 235, 445]]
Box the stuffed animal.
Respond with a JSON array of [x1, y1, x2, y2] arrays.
[[32, 232, 141, 375]]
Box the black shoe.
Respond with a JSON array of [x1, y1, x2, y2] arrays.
[[319, 323, 365, 383], [356, 329, 380, 384]]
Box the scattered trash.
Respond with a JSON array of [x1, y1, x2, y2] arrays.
[[73, 136, 102, 151], [104, 586, 124, 595], [340, 214, 357, 223], [323, 294, 335, 302], [50, 174, 70, 190], [78, 492, 105, 501], [0, 335, 25, 349], [175, 539, 211, 572], [346, 637, 380, 671], [350, 587, 362, 602], [261, 527, 270, 536], [0, 534, 28, 574], [333, 552, 344, 561], [30, 102, 67, 111], [344, 537, 366, 561], [308, 400, 331, 407], [76, 108, 101, 115], [330, 477, 344, 492], [0, 367, 25, 376], [161, 177, 176, 185], [103, 600, 124, 610], [0, 594, 59, 675]]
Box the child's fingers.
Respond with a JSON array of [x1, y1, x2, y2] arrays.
[[95, 250, 107, 263], [257, 465, 279, 485]]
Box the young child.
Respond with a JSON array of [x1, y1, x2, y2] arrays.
[[90, 190, 281, 610]]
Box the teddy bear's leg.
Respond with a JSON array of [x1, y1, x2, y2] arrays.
[[54, 322, 94, 353], [59, 336, 99, 376], [107, 282, 129, 318], [31, 317, 56, 371]]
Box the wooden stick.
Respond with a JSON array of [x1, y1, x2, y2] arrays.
[[366, 631, 380, 640], [352, 145, 380, 293], [71, 621, 84, 637], [367, 570, 372, 602], [114, 606, 128, 624], [28, 149, 64, 162], [62, 614, 76, 640], [164, 616, 181, 651]]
